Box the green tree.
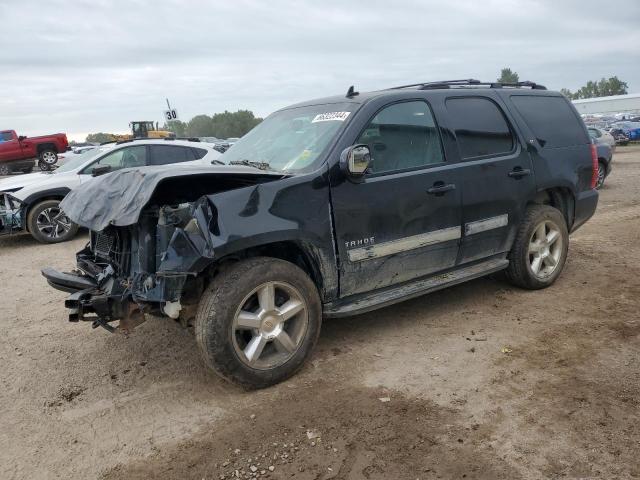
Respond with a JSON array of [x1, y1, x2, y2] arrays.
[[86, 132, 117, 143], [210, 110, 262, 139], [185, 115, 214, 137], [162, 120, 187, 137], [498, 68, 519, 84], [562, 76, 628, 100]]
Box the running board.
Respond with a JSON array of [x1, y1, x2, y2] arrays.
[[323, 257, 509, 318]]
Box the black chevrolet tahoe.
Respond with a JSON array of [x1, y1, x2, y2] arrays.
[[43, 79, 599, 388]]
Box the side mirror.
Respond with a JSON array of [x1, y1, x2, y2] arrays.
[[92, 165, 112, 177], [340, 144, 371, 178], [18, 135, 27, 141]]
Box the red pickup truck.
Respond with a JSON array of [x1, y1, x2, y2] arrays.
[[0, 130, 69, 175]]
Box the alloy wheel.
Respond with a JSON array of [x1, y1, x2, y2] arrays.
[[41, 151, 57, 164], [597, 164, 605, 188], [232, 281, 308, 370], [527, 220, 563, 279], [36, 207, 72, 239]]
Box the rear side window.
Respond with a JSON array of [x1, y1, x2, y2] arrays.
[[445, 97, 514, 159], [149, 145, 196, 165], [510, 95, 589, 148], [191, 147, 208, 159], [0, 132, 12, 141]]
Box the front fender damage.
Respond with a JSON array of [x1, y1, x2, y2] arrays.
[[46, 178, 288, 333], [0, 193, 25, 235]]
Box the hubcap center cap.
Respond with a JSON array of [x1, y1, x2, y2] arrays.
[[260, 313, 282, 338]]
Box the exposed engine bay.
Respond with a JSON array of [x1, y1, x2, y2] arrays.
[[42, 166, 287, 332]]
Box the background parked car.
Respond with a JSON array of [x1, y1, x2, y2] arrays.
[[593, 139, 613, 189], [0, 129, 69, 174], [611, 121, 640, 141], [71, 144, 98, 154], [0, 139, 222, 243], [606, 127, 631, 146], [588, 127, 616, 151]]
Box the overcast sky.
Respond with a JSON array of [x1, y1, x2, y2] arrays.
[[1, 0, 638, 141]]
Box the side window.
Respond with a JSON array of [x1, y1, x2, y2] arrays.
[[149, 145, 196, 165], [191, 147, 208, 159], [356, 101, 444, 174], [86, 146, 147, 173], [510, 95, 590, 148], [445, 97, 514, 159]]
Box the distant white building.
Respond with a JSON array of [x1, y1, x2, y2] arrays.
[[572, 93, 640, 118]]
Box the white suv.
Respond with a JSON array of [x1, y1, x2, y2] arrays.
[[0, 139, 222, 243]]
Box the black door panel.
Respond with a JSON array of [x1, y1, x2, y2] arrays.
[[329, 100, 463, 297]]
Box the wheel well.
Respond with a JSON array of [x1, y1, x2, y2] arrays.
[[209, 241, 324, 296], [530, 187, 575, 230], [37, 143, 57, 154]]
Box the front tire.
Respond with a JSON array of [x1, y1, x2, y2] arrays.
[[195, 257, 322, 389], [506, 205, 569, 290], [27, 200, 79, 243], [0, 164, 10, 176]]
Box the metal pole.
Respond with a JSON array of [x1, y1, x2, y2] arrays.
[[166, 98, 172, 110]]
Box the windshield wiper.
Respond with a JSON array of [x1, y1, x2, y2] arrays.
[[210, 159, 225, 165], [229, 159, 273, 171]]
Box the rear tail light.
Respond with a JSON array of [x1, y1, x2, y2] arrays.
[[590, 143, 598, 189]]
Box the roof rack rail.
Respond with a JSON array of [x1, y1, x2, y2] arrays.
[[389, 79, 546, 90]]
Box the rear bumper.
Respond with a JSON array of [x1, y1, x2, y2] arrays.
[[571, 189, 599, 233]]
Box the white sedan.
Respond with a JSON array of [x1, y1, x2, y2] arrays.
[[0, 139, 221, 243]]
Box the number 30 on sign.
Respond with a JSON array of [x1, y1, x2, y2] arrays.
[[164, 109, 179, 121]]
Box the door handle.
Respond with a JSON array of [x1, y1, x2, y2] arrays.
[[427, 182, 456, 195], [508, 167, 531, 179]]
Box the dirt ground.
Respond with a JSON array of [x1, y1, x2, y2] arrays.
[[1, 146, 639, 480]]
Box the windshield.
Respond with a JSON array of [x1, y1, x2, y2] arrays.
[[54, 146, 113, 173], [222, 102, 358, 172]]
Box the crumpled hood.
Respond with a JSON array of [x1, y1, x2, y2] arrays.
[[60, 164, 283, 231]]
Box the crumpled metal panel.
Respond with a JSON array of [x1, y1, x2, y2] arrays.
[[60, 165, 281, 231]]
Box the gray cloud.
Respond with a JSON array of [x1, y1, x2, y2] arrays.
[[0, 0, 638, 140]]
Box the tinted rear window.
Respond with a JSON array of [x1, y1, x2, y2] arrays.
[[510, 95, 589, 148], [191, 147, 208, 159], [445, 97, 514, 159], [149, 145, 196, 165]]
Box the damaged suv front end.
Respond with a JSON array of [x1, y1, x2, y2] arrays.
[[42, 166, 290, 333], [43, 100, 358, 387]]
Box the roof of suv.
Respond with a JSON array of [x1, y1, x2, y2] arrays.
[[285, 79, 554, 110], [102, 138, 211, 147]]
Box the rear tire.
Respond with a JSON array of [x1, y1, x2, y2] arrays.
[[596, 161, 606, 189], [39, 149, 58, 166], [38, 160, 52, 171], [506, 205, 569, 290], [195, 257, 322, 389], [27, 199, 79, 244]]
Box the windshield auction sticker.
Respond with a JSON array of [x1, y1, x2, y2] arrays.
[[311, 111, 351, 123]]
